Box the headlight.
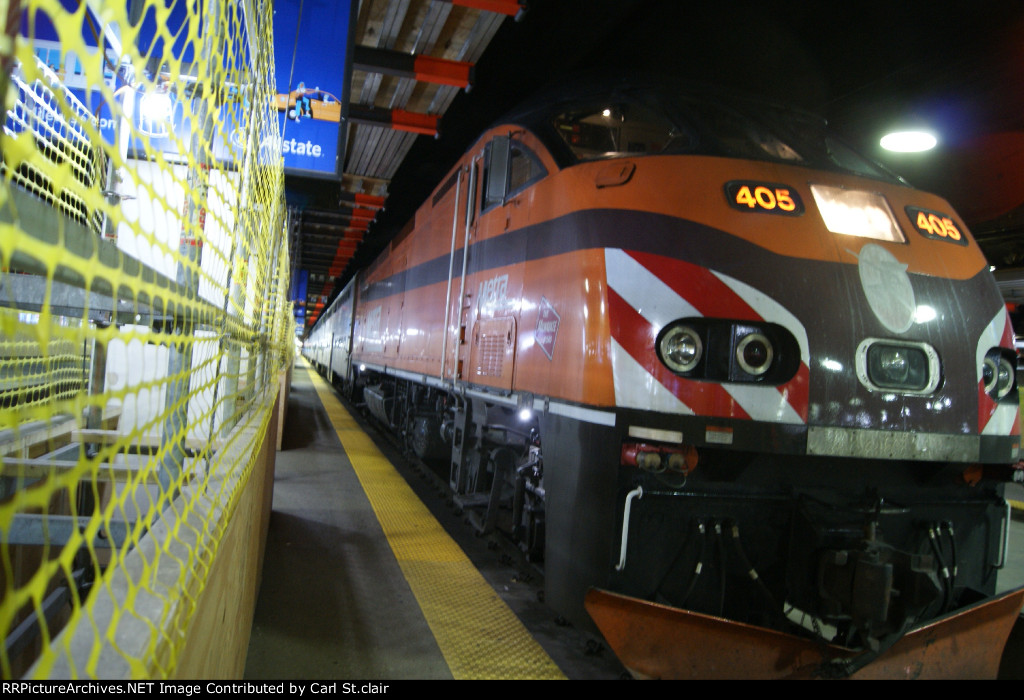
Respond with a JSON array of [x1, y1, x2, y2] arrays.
[[996, 356, 1015, 399], [736, 332, 773, 376], [657, 319, 798, 383], [856, 339, 940, 394], [983, 355, 998, 394], [659, 325, 702, 373], [810, 184, 904, 242], [876, 346, 911, 382], [983, 349, 1016, 400]]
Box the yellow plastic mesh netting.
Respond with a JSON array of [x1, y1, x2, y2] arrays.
[[0, 0, 292, 678]]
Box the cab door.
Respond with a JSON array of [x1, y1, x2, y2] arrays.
[[443, 152, 481, 384], [466, 134, 548, 391]]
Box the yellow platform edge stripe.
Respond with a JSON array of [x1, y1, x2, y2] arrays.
[[304, 363, 566, 680]]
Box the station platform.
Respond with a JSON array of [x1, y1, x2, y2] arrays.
[[242, 358, 625, 680], [243, 357, 1024, 680]]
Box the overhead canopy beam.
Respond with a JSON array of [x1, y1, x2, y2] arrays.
[[302, 247, 360, 259], [338, 192, 387, 209], [303, 219, 370, 228], [348, 105, 440, 137], [302, 231, 366, 243], [303, 242, 360, 255], [353, 45, 474, 89], [303, 210, 377, 224], [302, 210, 376, 225], [440, 0, 527, 20]]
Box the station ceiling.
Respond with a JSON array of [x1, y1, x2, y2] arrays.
[[285, 0, 1024, 329]]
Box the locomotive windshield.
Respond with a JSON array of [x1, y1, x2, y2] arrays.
[[548, 86, 901, 184], [552, 101, 684, 159]]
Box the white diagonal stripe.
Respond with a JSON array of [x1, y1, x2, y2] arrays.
[[720, 382, 805, 424], [605, 248, 805, 424], [605, 248, 700, 329], [611, 338, 694, 415], [982, 403, 1020, 436]]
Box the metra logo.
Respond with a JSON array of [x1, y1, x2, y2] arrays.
[[477, 274, 509, 311]]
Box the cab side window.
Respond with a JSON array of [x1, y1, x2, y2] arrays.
[[480, 136, 547, 213], [508, 142, 546, 194]]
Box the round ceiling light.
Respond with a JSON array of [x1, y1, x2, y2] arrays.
[[140, 91, 173, 123], [880, 130, 938, 152]]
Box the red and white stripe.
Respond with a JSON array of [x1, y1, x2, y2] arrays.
[[605, 248, 809, 424], [976, 306, 1021, 436]]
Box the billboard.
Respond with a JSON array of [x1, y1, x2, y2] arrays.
[[272, 0, 353, 178], [22, 1, 244, 164], [20, 0, 354, 175]]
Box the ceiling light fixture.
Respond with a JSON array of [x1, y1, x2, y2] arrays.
[[140, 91, 173, 123], [880, 130, 938, 153]]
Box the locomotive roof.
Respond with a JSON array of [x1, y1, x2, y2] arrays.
[[503, 72, 824, 123], [491, 72, 906, 184]]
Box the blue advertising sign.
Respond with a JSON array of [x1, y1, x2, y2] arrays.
[[20, 0, 352, 176], [272, 0, 352, 178], [292, 269, 309, 305], [22, 1, 244, 164]]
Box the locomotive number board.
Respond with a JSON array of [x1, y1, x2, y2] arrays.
[[905, 206, 968, 246], [725, 181, 804, 216]]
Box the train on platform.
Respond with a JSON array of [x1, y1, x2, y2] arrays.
[[303, 74, 1024, 678]]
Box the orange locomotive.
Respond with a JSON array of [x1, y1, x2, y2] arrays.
[[305, 75, 1024, 678]]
